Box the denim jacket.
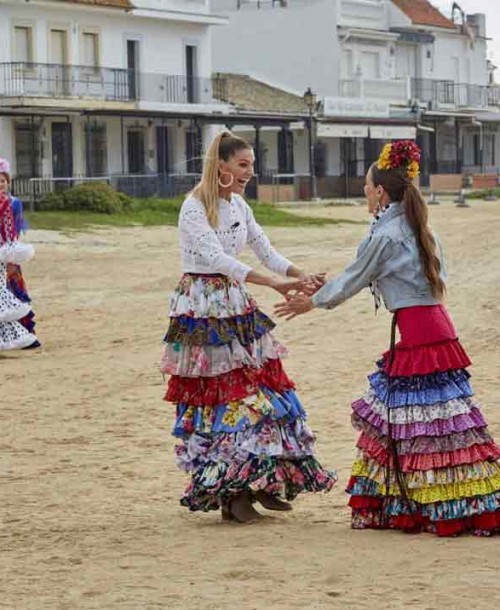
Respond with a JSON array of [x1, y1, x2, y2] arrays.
[[311, 203, 446, 313]]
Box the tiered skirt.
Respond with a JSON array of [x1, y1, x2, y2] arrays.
[[347, 304, 500, 536], [162, 273, 337, 512], [7, 262, 38, 339], [0, 243, 38, 350]]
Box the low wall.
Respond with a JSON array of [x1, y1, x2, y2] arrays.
[[472, 174, 498, 189]]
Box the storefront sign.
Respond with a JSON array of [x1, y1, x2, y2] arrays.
[[323, 97, 390, 118]]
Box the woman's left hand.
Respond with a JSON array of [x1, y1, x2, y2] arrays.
[[296, 272, 327, 296], [274, 293, 314, 320]]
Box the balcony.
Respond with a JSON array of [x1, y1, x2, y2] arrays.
[[411, 78, 500, 109], [339, 77, 410, 104], [0, 62, 220, 106]]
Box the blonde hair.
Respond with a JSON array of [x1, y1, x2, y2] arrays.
[[191, 130, 252, 228]]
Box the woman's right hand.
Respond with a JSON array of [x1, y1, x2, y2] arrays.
[[270, 278, 303, 297]]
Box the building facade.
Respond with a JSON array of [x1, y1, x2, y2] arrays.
[[214, 0, 500, 196], [0, 0, 231, 197]]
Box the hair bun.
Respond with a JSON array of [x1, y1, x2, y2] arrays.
[[377, 140, 421, 179]]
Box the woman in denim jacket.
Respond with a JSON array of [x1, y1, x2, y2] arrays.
[[276, 141, 500, 537]]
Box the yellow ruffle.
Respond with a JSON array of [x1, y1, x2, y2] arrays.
[[351, 459, 500, 503]]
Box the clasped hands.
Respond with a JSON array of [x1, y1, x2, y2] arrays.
[[271, 273, 325, 320]]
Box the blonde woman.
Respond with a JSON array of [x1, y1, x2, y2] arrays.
[[161, 131, 337, 523]]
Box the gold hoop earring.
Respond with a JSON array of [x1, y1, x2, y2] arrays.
[[218, 172, 234, 189]]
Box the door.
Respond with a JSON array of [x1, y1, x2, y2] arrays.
[[127, 40, 139, 100], [49, 29, 69, 95], [51, 123, 73, 178], [278, 128, 294, 174], [127, 129, 145, 174], [185, 45, 197, 103], [156, 126, 170, 175], [85, 122, 107, 177]]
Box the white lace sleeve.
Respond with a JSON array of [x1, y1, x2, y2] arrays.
[[180, 199, 252, 282], [244, 202, 292, 276], [0, 242, 34, 264]]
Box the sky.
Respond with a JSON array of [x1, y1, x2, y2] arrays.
[[433, 0, 500, 65]]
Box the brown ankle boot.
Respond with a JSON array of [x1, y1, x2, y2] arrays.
[[254, 491, 293, 512], [228, 491, 263, 523]]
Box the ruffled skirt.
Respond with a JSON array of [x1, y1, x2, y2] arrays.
[[162, 274, 337, 513], [347, 304, 500, 536], [0, 261, 37, 350], [6, 262, 38, 338]]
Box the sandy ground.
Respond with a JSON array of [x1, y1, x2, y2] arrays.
[[2, 200, 500, 610]]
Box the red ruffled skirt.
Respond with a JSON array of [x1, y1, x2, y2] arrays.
[[347, 304, 500, 537]]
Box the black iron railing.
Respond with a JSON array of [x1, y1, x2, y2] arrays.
[[411, 78, 500, 108], [0, 62, 220, 105]]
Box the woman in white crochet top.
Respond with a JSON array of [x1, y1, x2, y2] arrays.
[[161, 131, 337, 523]]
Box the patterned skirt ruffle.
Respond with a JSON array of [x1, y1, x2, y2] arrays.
[[0, 262, 37, 350], [6, 262, 39, 339], [347, 305, 500, 537], [162, 273, 337, 513]]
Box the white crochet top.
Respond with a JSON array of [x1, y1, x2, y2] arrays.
[[179, 194, 292, 282]]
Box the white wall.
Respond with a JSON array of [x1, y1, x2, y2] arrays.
[[428, 33, 488, 85], [212, 0, 339, 97], [0, 2, 212, 77]]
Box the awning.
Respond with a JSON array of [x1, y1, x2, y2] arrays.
[[370, 125, 417, 139], [317, 123, 369, 138]]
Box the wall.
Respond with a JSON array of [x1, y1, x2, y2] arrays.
[[0, 2, 212, 77], [212, 0, 339, 97]]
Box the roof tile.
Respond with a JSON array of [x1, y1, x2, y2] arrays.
[[391, 0, 455, 30]]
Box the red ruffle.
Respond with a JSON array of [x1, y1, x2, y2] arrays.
[[382, 338, 472, 377], [356, 432, 500, 472], [349, 497, 500, 536], [165, 358, 295, 406]]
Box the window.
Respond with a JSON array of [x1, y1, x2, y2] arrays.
[[361, 51, 380, 79], [82, 32, 99, 69], [341, 49, 354, 80], [13, 26, 33, 64], [185, 45, 198, 103], [15, 123, 41, 178], [50, 29, 68, 65]]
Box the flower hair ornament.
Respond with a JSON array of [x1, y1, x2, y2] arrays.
[[377, 140, 421, 180], [0, 158, 10, 175]]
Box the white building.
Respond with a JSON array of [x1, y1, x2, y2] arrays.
[[214, 0, 500, 196], [336, 0, 500, 188], [212, 0, 340, 98], [0, 0, 231, 197]]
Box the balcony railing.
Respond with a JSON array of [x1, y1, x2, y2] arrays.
[[339, 77, 410, 103], [0, 62, 220, 105], [411, 78, 500, 109]]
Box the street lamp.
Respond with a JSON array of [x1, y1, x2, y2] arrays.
[[471, 119, 484, 175], [304, 86, 318, 200]]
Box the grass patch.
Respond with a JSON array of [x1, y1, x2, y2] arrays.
[[468, 188, 500, 200], [26, 197, 364, 231]]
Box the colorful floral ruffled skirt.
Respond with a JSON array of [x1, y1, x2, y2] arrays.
[[347, 304, 500, 536], [162, 273, 337, 513]]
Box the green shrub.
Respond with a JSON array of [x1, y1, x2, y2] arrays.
[[38, 182, 133, 214], [37, 191, 66, 211]]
